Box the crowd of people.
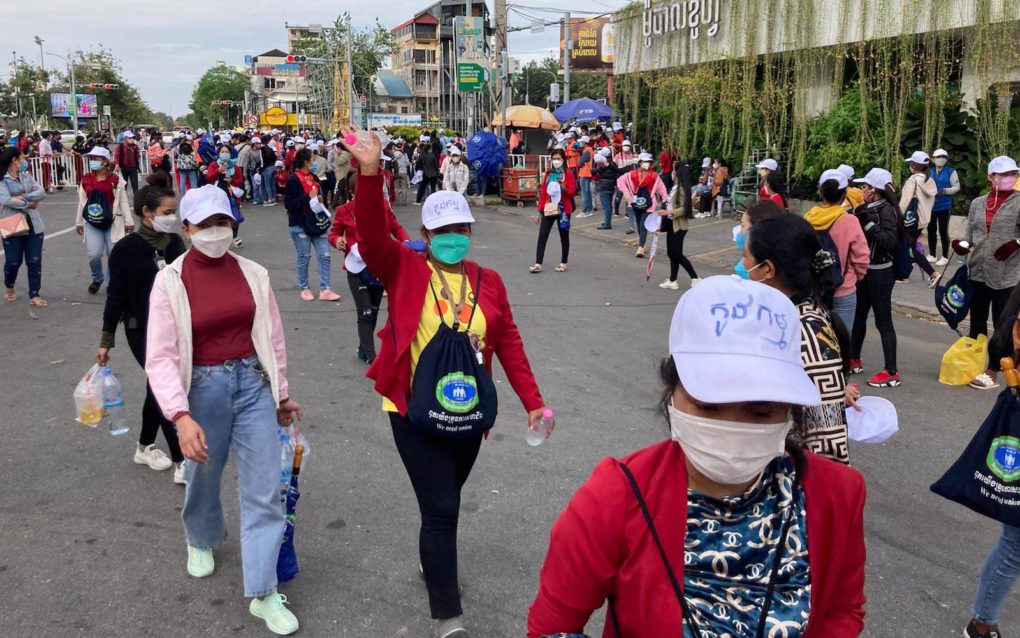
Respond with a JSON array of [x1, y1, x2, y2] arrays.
[[5, 109, 1020, 638]]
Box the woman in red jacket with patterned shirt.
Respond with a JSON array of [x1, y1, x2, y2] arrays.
[[343, 127, 552, 638], [531, 148, 576, 273], [529, 276, 866, 638]]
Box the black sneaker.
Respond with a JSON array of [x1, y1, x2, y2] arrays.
[[596, 224, 611, 230], [88, 281, 101, 295], [965, 620, 1002, 638], [356, 347, 368, 362]]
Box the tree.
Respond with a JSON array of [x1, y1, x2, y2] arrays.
[[189, 64, 249, 129], [510, 56, 608, 108]]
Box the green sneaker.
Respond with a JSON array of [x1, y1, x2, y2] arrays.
[[250, 592, 299, 635], [186, 546, 214, 578]]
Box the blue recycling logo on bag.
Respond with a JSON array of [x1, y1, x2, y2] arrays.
[[988, 436, 1020, 482], [947, 284, 967, 309], [435, 372, 479, 413]]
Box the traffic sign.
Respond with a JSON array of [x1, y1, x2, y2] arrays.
[[358, 94, 367, 106], [102, 105, 111, 116], [264, 107, 289, 126], [246, 114, 259, 128], [457, 62, 485, 92]]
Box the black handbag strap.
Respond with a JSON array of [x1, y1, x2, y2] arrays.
[[617, 461, 800, 638]]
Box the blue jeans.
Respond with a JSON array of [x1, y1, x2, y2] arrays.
[[579, 177, 593, 212], [288, 226, 332, 291], [179, 170, 199, 195], [630, 207, 648, 246], [263, 165, 277, 201], [252, 176, 266, 204], [599, 191, 614, 227], [2, 231, 43, 298], [973, 524, 1020, 624], [84, 224, 112, 284], [182, 355, 284, 597], [832, 292, 857, 332]]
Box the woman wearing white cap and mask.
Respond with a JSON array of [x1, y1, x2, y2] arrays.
[[75, 146, 135, 295], [849, 168, 902, 388], [442, 147, 469, 195], [617, 152, 668, 258], [928, 149, 960, 265], [528, 275, 865, 637], [900, 150, 940, 287], [146, 184, 304, 636], [342, 127, 549, 638], [952, 156, 1020, 391]]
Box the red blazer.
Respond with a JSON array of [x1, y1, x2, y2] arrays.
[[354, 173, 544, 416], [328, 198, 409, 256], [528, 441, 866, 638], [536, 169, 577, 215], [206, 161, 243, 188]]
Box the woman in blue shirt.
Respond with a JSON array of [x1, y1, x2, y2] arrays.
[[0, 147, 48, 306]]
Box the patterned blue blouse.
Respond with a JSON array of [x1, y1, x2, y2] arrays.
[[683, 455, 811, 637]]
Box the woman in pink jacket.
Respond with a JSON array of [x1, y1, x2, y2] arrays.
[[145, 184, 304, 636], [617, 152, 669, 258]]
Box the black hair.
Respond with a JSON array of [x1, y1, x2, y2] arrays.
[[818, 178, 847, 206], [549, 148, 567, 162], [0, 146, 23, 173], [217, 144, 231, 154], [133, 176, 176, 218], [657, 356, 808, 468], [765, 173, 789, 207], [294, 148, 313, 170], [746, 199, 786, 225]]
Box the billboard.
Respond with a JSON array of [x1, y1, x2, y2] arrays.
[[560, 17, 614, 71], [368, 113, 423, 129], [50, 93, 99, 118], [455, 16, 485, 62]]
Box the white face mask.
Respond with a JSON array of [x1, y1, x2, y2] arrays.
[[933, 157, 948, 168], [151, 214, 179, 234], [551, 159, 564, 169], [640, 161, 652, 170], [190, 225, 234, 259], [668, 402, 791, 485]]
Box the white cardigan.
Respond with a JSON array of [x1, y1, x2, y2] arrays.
[[75, 173, 135, 242], [145, 250, 289, 422]]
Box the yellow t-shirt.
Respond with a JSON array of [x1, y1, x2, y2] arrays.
[[383, 263, 488, 412]]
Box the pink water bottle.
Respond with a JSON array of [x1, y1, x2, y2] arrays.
[[527, 409, 555, 446]]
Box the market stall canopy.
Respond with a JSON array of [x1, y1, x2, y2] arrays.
[[491, 105, 560, 130], [552, 97, 616, 123]]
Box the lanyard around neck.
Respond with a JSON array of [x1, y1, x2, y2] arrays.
[[430, 261, 469, 330]]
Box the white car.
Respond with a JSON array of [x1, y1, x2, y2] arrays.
[[59, 129, 83, 148], [162, 131, 175, 145]]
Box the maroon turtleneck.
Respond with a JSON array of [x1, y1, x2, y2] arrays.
[[986, 190, 1017, 231], [180, 250, 256, 365]]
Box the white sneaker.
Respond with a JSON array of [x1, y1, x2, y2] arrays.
[[690, 277, 701, 286], [134, 444, 173, 471], [926, 254, 937, 263], [232, 237, 243, 248], [935, 256, 950, 267], [658, 279, 680, 290], [174, 462, 187, 485]]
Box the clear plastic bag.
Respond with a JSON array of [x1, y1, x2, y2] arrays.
[[73, 364, 105, 428]]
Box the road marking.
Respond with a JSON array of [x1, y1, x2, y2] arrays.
[[0, 224, 79, 257], [689, 245, 737, 259]]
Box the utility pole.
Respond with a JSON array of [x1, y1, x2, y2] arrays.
[[493, 0, 508, 135], [563, 12, 571, 104]]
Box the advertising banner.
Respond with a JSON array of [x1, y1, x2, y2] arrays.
[[368, 113, 423, 128], [560, 17, 614, 71], [50, 93, 99, 118]]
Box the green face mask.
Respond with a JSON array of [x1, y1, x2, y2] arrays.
[[429, 232, 471, 265]]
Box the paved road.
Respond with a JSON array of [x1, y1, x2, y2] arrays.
[[0, 189, 1013, 637]]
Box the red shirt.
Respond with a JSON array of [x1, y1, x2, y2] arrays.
[[986, 190, 1016, 231], [658, 151, 673, 175], [354, 173, 543, 416], [328, 198, 409, 259], [81, 172, 119, 203], [528, 441, 866, 637], [181, 249, 256, 365]]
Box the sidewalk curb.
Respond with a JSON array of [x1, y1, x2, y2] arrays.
[[479, 202, 952, 326]]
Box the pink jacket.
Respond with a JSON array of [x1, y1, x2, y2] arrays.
[[146, 251, 289, 421], [616, 170, 669, 212], [805, 205, 869, 298]]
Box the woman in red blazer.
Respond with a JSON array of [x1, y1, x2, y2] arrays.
[[328, 181, 410, 363], [531, 148, 576, 273], [529, 276, 866, 638], [343, 128, 551, 638]]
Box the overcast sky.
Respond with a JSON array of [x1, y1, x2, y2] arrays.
[[6, 0, 625, 119]]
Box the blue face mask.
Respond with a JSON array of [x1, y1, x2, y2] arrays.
[[310, 161, 320, 172], [89, 160, 103, 172], [733, 229, 749, 278], [19, 160, 28, 173], [429, 232, 471, 265], [734, 259, 751, 279]]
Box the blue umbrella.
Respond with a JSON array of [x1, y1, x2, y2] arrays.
[[276, 442, 304, 583], [466, 130, 507, 179], [552, 98, 616, 124]]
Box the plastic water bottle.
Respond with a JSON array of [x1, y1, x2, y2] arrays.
[[101, 368, 129, 436], [278, 427, 295, 502], [527, 409, 555, 447]]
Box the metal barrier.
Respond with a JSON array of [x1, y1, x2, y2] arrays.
[[507, 154, 527, 169], [537, 155, 551, 175], [24, 149, 175, 189]]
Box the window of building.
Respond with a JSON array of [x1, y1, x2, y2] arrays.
[[413, 49, 436, 64]]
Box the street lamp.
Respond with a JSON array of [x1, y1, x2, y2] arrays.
[[45, 51, 77, 134], [34, 36, 44, 75]]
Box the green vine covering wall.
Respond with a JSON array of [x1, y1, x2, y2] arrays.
[[612, 0, 1020, 199]]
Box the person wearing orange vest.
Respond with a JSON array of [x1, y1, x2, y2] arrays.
[[564, 132, 580, 179], [576, 136, 595, 217]]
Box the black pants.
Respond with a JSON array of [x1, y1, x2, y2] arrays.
[[121, 167, 139, 198], [665, 225, 698, 282], [416, 176, 438, 203], [699, 191, 713, 214], [969, 281, 1013, 339], [346, 271, 385, 357], [535, 214, 569, 265], [928, 210, 951, 259], [906, 228, 934, 276], [660, 172, 674, 193], [389, 413, 482, 619], [851, 267, 897, 372], [124, 328, 184, 463], [333, 174, 350, 205]]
